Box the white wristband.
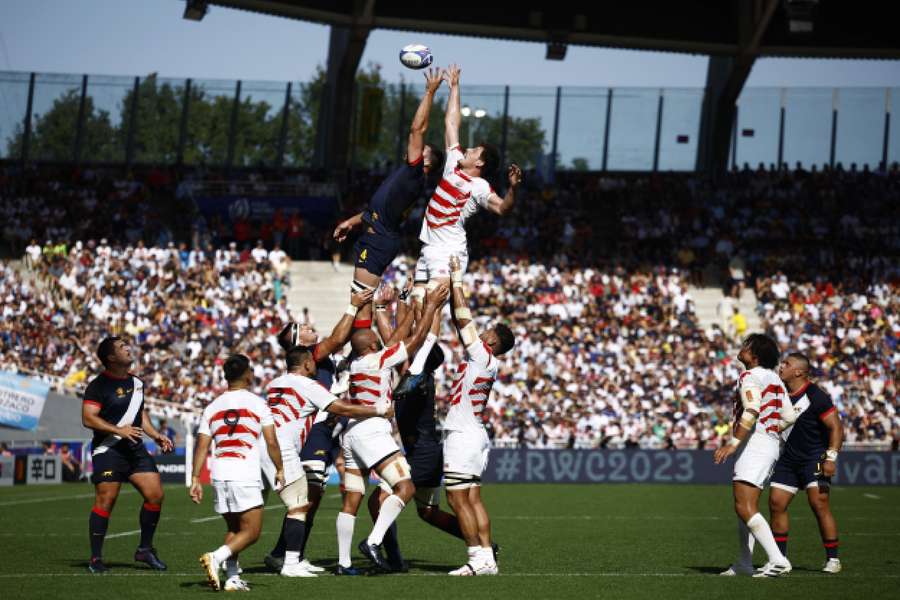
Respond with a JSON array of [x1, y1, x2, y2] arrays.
[[345, 304, 359, 317], [451, 271, 463, 287], [728, 437, 741, 448], [825, 449, 838, 462]]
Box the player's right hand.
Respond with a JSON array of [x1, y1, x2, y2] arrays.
[[713, 444, 736, 464], [425, 282, 450, 307], [449, 255, 461, 274], [118, 425, 143, 443], [351, 288, 374, 307], [189, 480, 203, 504], [274, 469, 286, 489], [443, 64, 461, 86], [333, 220, 353, 243]]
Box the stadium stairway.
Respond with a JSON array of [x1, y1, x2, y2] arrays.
[[690, 286, 761, 336], [286, 261, 351, 333]]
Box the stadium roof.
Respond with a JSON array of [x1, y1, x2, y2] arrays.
[[209, 0, 900, 59]]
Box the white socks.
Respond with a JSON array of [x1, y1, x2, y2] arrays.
[[467, 546, 480, 564], [479, 546, 495, 566], [336, 512, 356, 567], [746, 513, 786, 563], [736, 516, 755, 568], [367, 495, 405, 546], [408, 333, 437, 375], [284, 550, 300, 567], [212, 544, 232, 564]]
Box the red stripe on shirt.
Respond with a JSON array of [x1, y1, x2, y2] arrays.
[[427, 204, 461, 220], [426, 216, 458, 229], [438, 178, 469, 201], [83, 399, 102, 409], [210, 408, 260, 424], [350, 385, 380, 398], [454, 168, 471, 182], [212, 424, 259, 438], [819, 406, 836, 421], [217, 439, 253, 449], [380, 344, 402, 368], [351, 373, 381, 384], [215, 451, 246, 460]]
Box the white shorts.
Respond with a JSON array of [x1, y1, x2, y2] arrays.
[[260, 425, 305, 490], [733, 433, 781, 489], [213, 481, 264, 514], [342, 418, 401, 471], [443, 428, 490, 478], [414, 244, 469, 282]]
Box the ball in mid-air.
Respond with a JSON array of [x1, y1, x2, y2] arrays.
[[399, 44, 433, 69]]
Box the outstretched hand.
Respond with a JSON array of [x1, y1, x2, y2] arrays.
[[442, 64, 461, 86], [508, 163, 523, 187], [423, 67, 443, 93]]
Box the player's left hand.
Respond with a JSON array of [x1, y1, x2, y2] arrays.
[[189, 480, 203, 504], [508, 163, 523, 187], [423, 67, 442, 93], [713, 444, 736, 464], [156, 434, 174, 454], [351, 288, 374, 307], [822, 460, 836, 477], [275, 469, 286, 489], [333, 220, 353, 243]]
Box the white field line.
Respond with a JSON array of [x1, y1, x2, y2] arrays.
[[863, 493, 881, 499], [0, 572, 897, 579], [189, 504, 283, 523], [0, 489, 135, 508]]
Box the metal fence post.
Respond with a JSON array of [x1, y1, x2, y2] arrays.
[[653, 88, 664, 171], [125, 76, 140, 166], [277, 81, 292, 168], [499, 85, 510, 166], [730, 105, 738, 170], [177, 79, 192, 166], [829, 88, 838, 168], [395, 82, 406, 165], [777, 88, 786, 169], [226, 80, 242, 169], [73, 75, 88, 163], [21, 73, 36, 163], [551, 86, 561, 175], [882, 87, 891, 170], [602, 89, 613, 171]]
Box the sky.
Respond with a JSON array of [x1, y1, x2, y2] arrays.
[[1, 0, 899, 88]]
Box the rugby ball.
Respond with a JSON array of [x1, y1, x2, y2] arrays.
[[399, 44, 433, 70]]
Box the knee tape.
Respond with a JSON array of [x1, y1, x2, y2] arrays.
[[343, 471, 366, 494], [278, 477, 309, 512], [444, 472, 481, 490], [379, 456, 412, 488]]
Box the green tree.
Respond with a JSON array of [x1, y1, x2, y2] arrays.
[[120, 75, 183, 164], [570, 157, 589, 171], [5, 88, 117, 161]]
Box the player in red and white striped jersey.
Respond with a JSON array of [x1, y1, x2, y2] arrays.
[[333, 283, 449, 574], [714, 334, 798, 578], [415, 65, 521, 280], [190, 354, 284, 591], [263, 345, 392, 577], [444, 255, 515, 576]]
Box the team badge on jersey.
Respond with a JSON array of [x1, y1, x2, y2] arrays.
[[359, 249, 367, 262]]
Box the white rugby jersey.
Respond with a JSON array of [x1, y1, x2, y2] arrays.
[[418, 145, 492, 250], [346, 341, 408, 433], [443, 339, 498, 433], [266, 373, 337, 450], [198, 389, 274, 484], [736, 366, 789, 440]]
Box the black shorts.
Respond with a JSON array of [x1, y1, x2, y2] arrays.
[[300, 421, 340, 466], [353, 230, 402, 277], [407, 442, 443, 489], [771, 458, 828, 494], [91, 443, 158, 484]]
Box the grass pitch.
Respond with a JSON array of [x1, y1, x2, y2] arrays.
[[0, 482, 897, 599]]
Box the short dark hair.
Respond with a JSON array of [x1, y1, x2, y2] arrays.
[[223, 354, 250, 383], [477, 142, 500, 178], [285, 346, 315, 370], [787, 352, 811, 373], [277, 323, 299, 352], [97, 336, 121, 367], [494, 323, 515, 356], [743, 333, 780, 369]]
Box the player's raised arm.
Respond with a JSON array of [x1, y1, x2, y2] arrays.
[[316, 288, 375, 357], [443, 64, 461, 149], [333, 212, 364, 243], [408, 67, 442, 164], [403, 283, 449, 356], [448, 254, 474, 331], [485, 163, 522, 216]]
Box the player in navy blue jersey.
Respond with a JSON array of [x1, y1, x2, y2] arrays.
[[81, 337, 174, 574], [263, 289, 372, 573], [332, 67, 445, 331], [769, 352, 844, 573]]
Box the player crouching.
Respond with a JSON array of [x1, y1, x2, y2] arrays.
[[445, 255, 515, 575]]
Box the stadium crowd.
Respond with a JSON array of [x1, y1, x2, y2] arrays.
[[0, 164, 897, 449]]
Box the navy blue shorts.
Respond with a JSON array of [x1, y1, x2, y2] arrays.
[[353, 230, 402, 277], [407, 442, 443, 489], [770, 458, 828, 494], [91, 443, 158, 484], [300, 421, 340, 466]]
